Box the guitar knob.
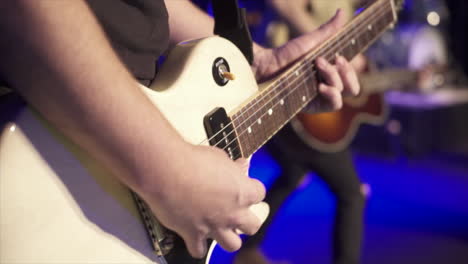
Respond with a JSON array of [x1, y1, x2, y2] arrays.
[[221, 71, 236, 80], [212, 57, 232, 86]]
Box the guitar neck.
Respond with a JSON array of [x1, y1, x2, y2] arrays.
[[231, 0, 399, 157], [360, 69, 419, 94]]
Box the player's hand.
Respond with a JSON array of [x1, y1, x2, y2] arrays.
[[253, 9, 360, 113], [139, 143, 266, 258]]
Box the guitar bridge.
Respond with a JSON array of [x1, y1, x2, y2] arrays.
[[132, 192, 175, 256]]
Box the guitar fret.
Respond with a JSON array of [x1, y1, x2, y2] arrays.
[[255, 96, 268, 154], [271, 79, 285, 134], [249, 100, 259, 156], [346, 36, 357, 60], [237, 109, 251, 157], [246, 100, 259, 155], [263, 90, 274, 142], [282, 79, 293, 123], [298, 80, 309, 109], [296, 67, 308, 101], [275, 79, 290, 135], [268, 92, 277, 141], [235, 101, 250, 156], [291, 76, 303, 113], [286, 77, 298, 121], [266, 87, 278, 145], [270, 83, 282, 138], [238, 104, 247, 156], [307, 63, 319, 99]]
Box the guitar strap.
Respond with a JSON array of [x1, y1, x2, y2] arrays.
[[211, 0, 254, 65]]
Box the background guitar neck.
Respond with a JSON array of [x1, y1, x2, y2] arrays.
[[231, 0, 399, 157], [360, 69, 419, 94]]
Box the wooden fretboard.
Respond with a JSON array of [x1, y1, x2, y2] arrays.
[[229, 0, 399, 157]]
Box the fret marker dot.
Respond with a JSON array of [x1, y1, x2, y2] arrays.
[[258, 119, 262, 125], [295, 70, 300, 76], [280, 99, 285, 105], [351, 39, 356, 45], [368, 24, 373, 30], [302, 96, 306, 102], [247, 127, 252, 134], [268, 109, 273, 115]]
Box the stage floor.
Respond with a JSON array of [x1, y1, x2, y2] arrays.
[[211, 148, 468, 264]]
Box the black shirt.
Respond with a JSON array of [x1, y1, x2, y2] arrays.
[[1, 1, 168, 97], [86, 0, 170, 85]]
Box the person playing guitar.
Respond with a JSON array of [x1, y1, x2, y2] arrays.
[[235, 1, 371, 264]]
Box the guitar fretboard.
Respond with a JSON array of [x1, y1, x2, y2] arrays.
[[230, 0, 397, 157]]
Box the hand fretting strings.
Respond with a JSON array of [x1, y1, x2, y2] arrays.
[[200, 0, 394, 158], [228, 7, 393, 160], [204, 1, 389, 150], [207, 0, 392, 157], [203, 0, 391, 150], [220, 1, 392, 157]]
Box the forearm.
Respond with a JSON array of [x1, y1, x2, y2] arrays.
[[0, 0, 186, 194]]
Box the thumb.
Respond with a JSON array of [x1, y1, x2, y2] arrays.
[[293, 8, 346, 52], [273, 9, 346, 71], [235, 157, 250, 176], [245, 178, 266, 205], [313, 9, 347, 44]]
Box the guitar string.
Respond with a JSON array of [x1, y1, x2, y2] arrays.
[[213, 2, 392, 157], [204, 2, 392, 154], [200, 2, 385, 150], [140, 3, 391, 261], [226, 3, 391, 144], [224, 4, 394, 158], [201, 0, 391, 151], [197, 0, 389, 148], [217, 2, 392, 156], [201, 0, 389, 150], [229, 23, 394, 160], [228, 11, 393, 160]]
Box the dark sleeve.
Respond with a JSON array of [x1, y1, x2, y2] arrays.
[[85, 0, 170, 85]]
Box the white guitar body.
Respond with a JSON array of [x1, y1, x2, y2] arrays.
[[0, 36, 268, 264]]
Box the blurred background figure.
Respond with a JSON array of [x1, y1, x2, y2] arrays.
[[191, 0, 468, 263], [235, 1, 369, 264], [445, 0, 468, 77]]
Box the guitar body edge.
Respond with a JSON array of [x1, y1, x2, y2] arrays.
[[0, 36, 259, 263], [144, 36, 259, 146], [292, 94, 389, 153]]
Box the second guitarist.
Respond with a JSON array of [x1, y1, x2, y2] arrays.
[[235, 1, 370, 264]]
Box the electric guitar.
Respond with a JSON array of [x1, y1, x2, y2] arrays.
[[0, 0, 402, 263]]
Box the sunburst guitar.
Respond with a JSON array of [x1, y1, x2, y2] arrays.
[[292, 92, 388, 153], [292, 65, 446, 153], [0, 0, 402, 263]]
